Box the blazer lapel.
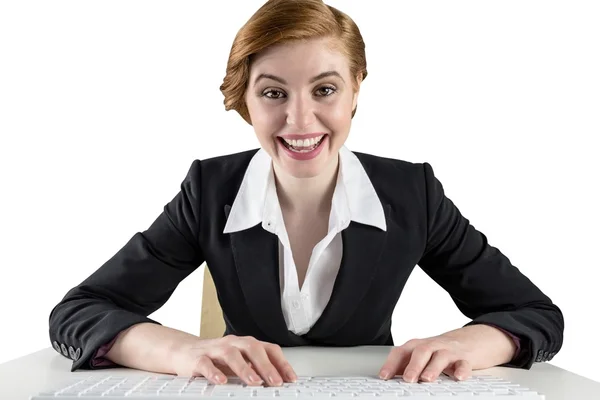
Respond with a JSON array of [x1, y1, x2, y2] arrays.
[[305, 203, 392, 340], [224, 205, 292, 342]]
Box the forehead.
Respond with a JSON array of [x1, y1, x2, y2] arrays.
[[249, 38, 349, 79]]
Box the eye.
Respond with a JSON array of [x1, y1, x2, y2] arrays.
[[263, 89, 285, 99], [261, 86, 338, 100], [316, 86, 337, 96]]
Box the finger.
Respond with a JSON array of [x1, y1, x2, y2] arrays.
[[442, 365, 455, 376], [379, 347, 411, 380], [419, 349, 455, 382], [237, 338, 284, 386], [192, 355, 228, 385], [402, 344, 435, 383], [215, 346, 264, 386], [213, 360, 252, 377], [263, 342, 297, 382], [453, 359, 472, 381]]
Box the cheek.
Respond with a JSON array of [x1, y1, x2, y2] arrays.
[[322, 101, 353, 131], [248, 104, 277, 138], [249, 101, 281, 126], [249, 109, 284, 154]]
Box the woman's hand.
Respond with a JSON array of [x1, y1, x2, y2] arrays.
[[170, 335, 297, 386], [378, 325, 518, 383]]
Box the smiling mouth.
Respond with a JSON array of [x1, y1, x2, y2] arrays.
[[278, 134, 326, 153]]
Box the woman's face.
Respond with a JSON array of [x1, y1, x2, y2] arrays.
[[245, 37, 361, 179]]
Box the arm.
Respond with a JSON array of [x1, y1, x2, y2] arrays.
[[484, 324, 521, 360], [49, 160, 206, 371], [417, 162, 564, 369], [101, 323, 210, 374]]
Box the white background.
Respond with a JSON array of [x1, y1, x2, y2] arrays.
[[1, 0, 599, 383]]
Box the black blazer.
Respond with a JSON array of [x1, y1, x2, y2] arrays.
[[49, 148, 564, 372]]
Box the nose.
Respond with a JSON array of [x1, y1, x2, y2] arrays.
[[286, 93, 316, 129]]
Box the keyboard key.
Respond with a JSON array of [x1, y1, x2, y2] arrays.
[[30, 375, 544, 399]]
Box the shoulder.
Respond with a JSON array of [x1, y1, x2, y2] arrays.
[[197, 148, 259, 175], [180, 148, 260, 206], [352, 149, 430, 185], [184, 148, 260, 183], [351, 150, 438, 206], [352, 150, 425, 174]]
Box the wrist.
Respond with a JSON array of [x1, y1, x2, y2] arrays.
[[168, 335, 216, 373], [470, 324, 517, 365], [441, 324, 517, 368]]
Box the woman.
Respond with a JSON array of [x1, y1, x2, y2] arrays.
[[48, 0, 563, 388]]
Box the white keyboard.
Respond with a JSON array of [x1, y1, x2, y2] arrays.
[[30, 374, 545, 399]]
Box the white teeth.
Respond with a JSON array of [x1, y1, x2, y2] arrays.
[[282, 135, 324, 148]]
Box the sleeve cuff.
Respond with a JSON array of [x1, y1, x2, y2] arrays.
[[91, 336, 119, 367]]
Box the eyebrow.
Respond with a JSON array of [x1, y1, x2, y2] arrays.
[[253, 70, 345, 86]]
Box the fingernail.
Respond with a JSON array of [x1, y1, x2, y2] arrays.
[[215, 374, 226, 384], [269, 375, 282, 386], [379, 370, 391, 379], [248, 374, 262, 384], [287, 370, 297, 382]]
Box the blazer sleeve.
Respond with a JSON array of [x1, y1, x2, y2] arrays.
[[417, 162, 564, 369], [48, 160, 206, 371]]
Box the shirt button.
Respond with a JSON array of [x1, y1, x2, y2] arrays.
[[292, 300, 300, 309]]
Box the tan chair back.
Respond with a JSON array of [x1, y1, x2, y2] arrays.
[[200, 265, 226, 340]]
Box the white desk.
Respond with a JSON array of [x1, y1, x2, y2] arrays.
[[0, 346, 598, 399]]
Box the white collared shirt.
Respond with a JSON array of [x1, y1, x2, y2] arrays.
[[223, 145, 386, 335]]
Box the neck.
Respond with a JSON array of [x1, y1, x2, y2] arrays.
[[273, 155, 339, 214]]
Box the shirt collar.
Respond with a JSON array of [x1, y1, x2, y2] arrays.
[[223, 145, 387, 234]]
